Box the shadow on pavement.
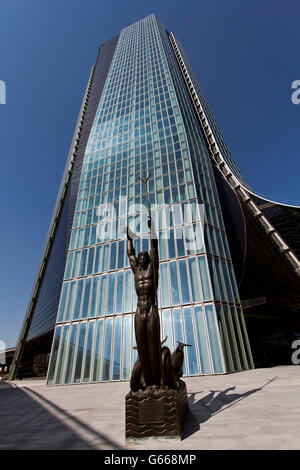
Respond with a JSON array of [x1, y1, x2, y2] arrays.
[[0, 382, 123, 450], [182, 380, 272, 440]]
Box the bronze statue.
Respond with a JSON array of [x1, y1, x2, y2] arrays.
[[127, 215, 161, 388], [126, 215, 192, 391], [125, 171, 190, 439]]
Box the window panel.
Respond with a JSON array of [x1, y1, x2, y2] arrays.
[[107, 273, 115, 315], [162, 309, 173, 351], [64, 324, 78, 384], [93, 319, 104, 382], [205, 304, 224, 373], [57, 283, 69, 323], [183, 307, 199, 375], [83, 321, 95, 382], [172, 308, 186, 375], [73, 279, 84, 321], [74, 322, 87, 383], [169, 261, 180, 306], [98, 275, 107, 316], [64, 280, 77, 322], [81, 278, 91, 319], [112, 316, 122, 380], [47, 326, 62, 385], [115, 271, 124, 314], [160, 263, 170, 307], [122, 315, 132, 380], [178, 259, 190, 304], [188, 258, 201, 302], [194, 306, 212, 374], [102, 318, 113, 381]]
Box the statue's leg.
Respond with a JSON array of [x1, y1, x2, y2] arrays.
[[147, 305, 161, 387], [134, 308, 153, 386]]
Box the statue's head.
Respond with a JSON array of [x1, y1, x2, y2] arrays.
[[137, 251, 150, 269]]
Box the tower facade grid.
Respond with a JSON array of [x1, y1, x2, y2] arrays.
[[46, 14, 253, 386]]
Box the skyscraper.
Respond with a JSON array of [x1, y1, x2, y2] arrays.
[[10, 14, 300, 383]]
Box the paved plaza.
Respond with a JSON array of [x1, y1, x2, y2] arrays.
[[0, 365, 299, 450]]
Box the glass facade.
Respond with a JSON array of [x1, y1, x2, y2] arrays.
[[47, 14, 253, 386]]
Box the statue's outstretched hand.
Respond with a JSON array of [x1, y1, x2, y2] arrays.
[[122, 225, 137, 240]]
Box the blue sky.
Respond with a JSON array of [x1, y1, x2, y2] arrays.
[[0, 0, 299, 349]]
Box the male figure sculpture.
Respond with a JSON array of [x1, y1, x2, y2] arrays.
[[127, 215, 161, 388]]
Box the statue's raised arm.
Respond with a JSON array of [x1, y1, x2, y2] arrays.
[[126, 226, 138, 274], [148, 214, 159, 273]]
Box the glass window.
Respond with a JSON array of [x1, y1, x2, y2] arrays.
[[124, 270, 133, 313], [72, 251, 81, 278], [83, 321, 95, 382], [205, 305, 224, 373], [115, 271, 124, 314], [64, 252, 74, 279], [102, 244, 109, 272], [93, 319, 104, 382], [78, 249, 87, 277], [55, 325, 70, 385], [109, 242, 117, 270], [83, 226, 91, 246], [179, 259, 190, 304], [69, 231, 77, 251], [194, 306, 212, 374], [197, 256, 212, 301], [122, 315, 132, 380], [64, 324, 78, 384], [183, 308, 199, 375], [86, 247, 95, 275], [94, 245, 102, 274], [98, 275, 107, 316], [102, 318, 113, 381], [57, 282, 69, 323], [207, 257, 220, 301], [47, 326, 62, 385], [89, 277, 99, 318], [81, 278, 91, 319], [215, 258, 227, 302], [176, 228, 185, 257], [167, 229, 176, 259], [158, 234, 168, 261], [162, 309, 173, 351], [117, 240, 125, 269], [107, 273, 115, 315], [172, 308, 186, 376], [74, 322, 87, 383], [188, 258, 201, 302], [73, 279, 84, 321], [64, 280, 77, 322], [216, 304, 232, 372], [160, 263, 170, 307], [169, 261, 180, 306], [112, 316, 122, 380], [221, 260, 234, 302], [228, 262, 239, 303]]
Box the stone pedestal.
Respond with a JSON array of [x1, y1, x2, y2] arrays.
[[125, 381, 188, 440]]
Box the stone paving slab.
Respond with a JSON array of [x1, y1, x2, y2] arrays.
[[0, 365, 299, 450]]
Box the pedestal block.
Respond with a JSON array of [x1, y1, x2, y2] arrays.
[[125, 381, 189, 440]]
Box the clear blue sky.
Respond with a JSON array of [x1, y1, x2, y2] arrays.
[[0, 0, 299, 349]]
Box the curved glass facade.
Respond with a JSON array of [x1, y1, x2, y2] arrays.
[[47, 14, 253, 386]]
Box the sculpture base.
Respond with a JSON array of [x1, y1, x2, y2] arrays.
[[125, 381, 188, 440]]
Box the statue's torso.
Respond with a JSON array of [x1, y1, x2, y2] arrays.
[[134, 261, 158, 315]]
